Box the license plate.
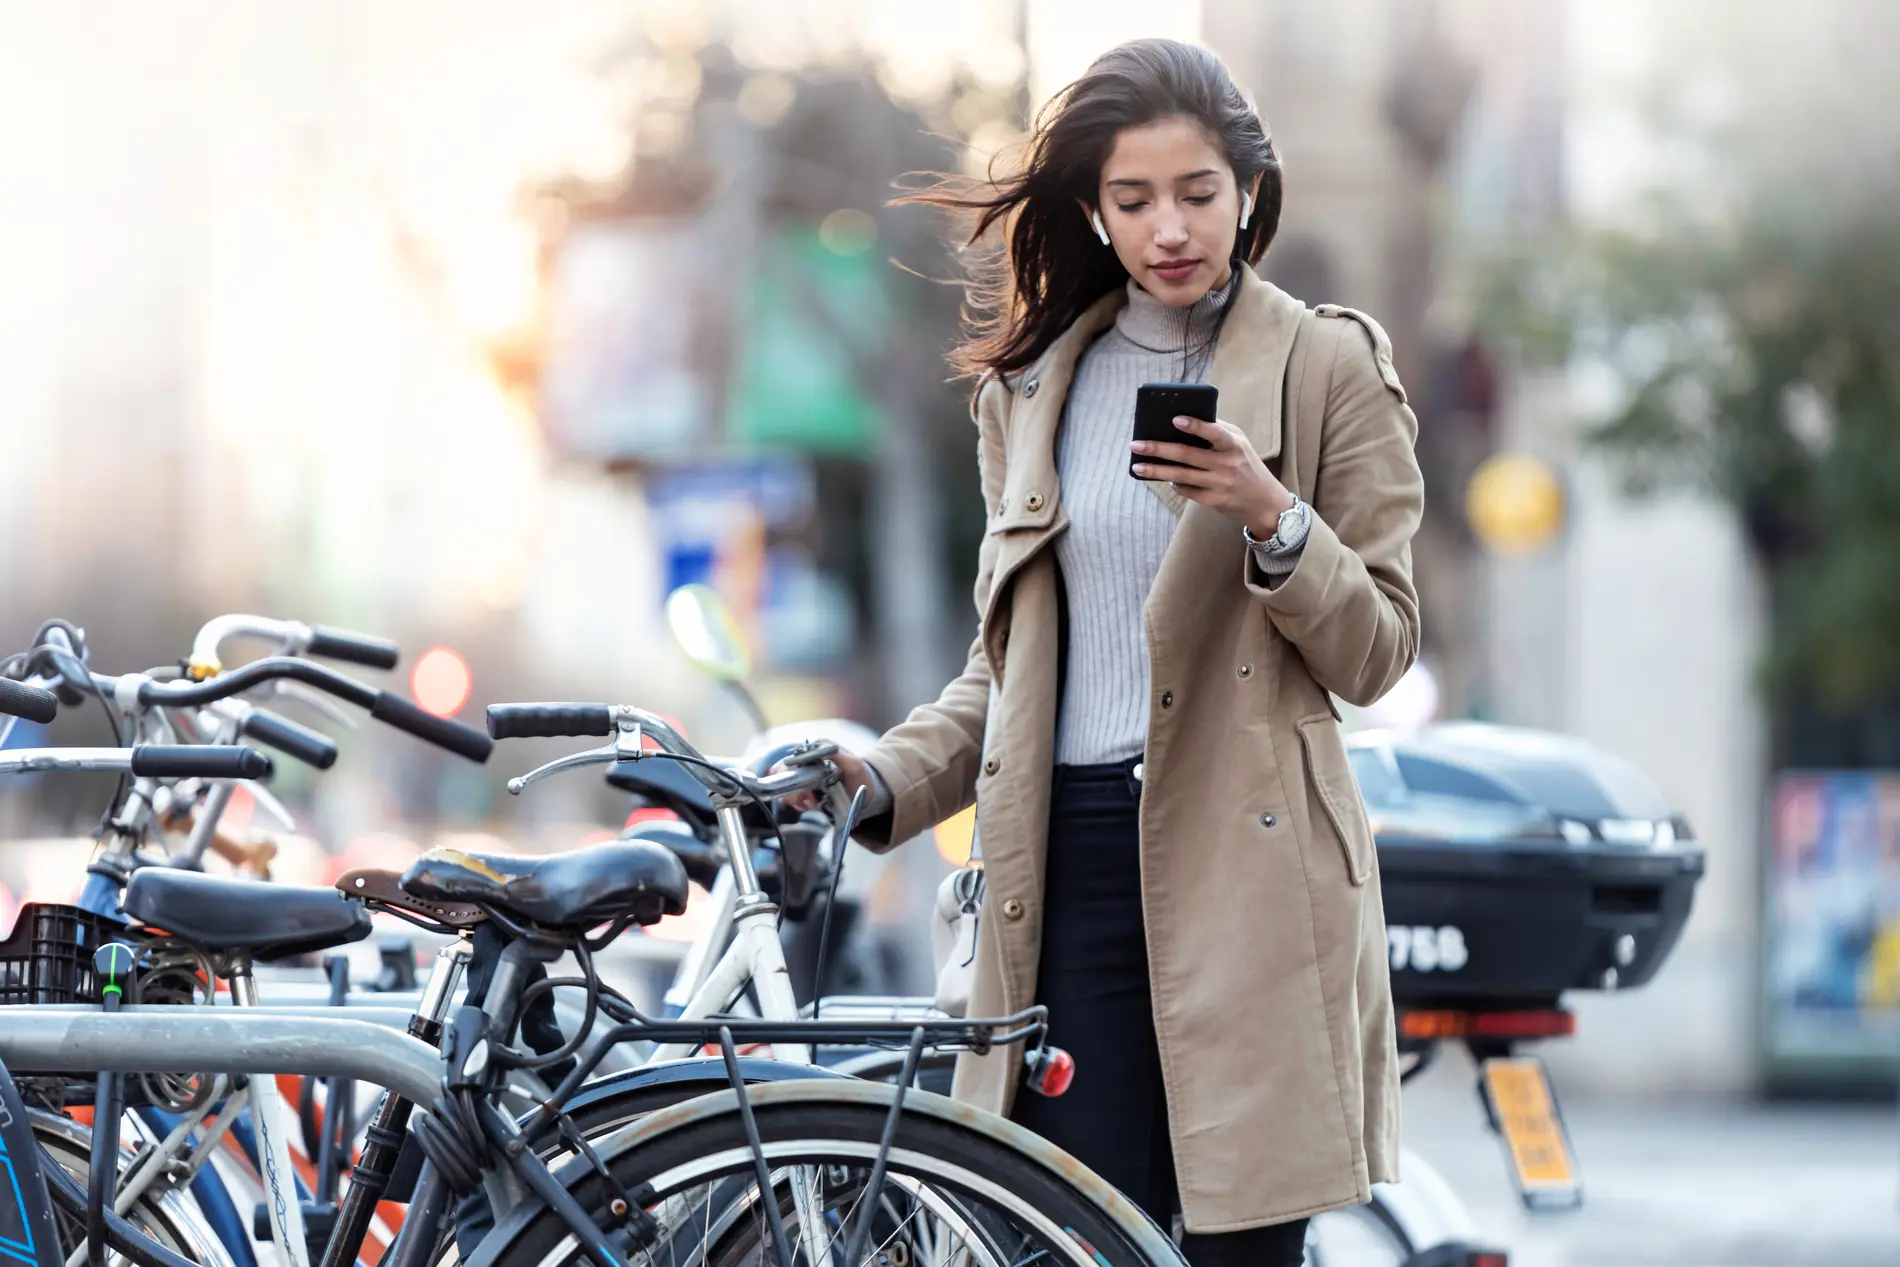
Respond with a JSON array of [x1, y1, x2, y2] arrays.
[[1479, 1055, 1583, 1210]]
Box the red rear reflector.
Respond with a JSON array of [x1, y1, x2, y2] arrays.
[[1400, 1009, 1575, 1042], [1025, 1046, 1075, 1098], [1469, 1253, 1509, 1267]]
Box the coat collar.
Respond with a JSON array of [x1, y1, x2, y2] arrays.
[[994, 266, 1307, 534]]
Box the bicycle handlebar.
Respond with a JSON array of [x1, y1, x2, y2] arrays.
[[187, 614, 400, 677], [489, 701, 840, 806], [485, 703, 614, 740], [303, 625, 400, 671], [238, 707, 340, 770], [368, 692, 493, 763], [127, 659, 491, 763], [0, 678, 57, 725], [0, 745, 273, 779], [131, 745, 274, 779]]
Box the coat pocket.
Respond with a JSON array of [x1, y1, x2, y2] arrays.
[[1297, 713, 1372, 886]]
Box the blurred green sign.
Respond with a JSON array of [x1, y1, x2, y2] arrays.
[[727, 225, 886, 454]]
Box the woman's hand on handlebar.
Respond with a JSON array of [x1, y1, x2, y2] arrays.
[[782, 749, 874, 814]]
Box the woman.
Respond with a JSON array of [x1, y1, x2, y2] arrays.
[[822, 38, 1421, 1265]]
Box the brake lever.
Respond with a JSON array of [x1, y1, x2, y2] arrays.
[[243, 779, 299, 832], [506, 725, 650, 796]]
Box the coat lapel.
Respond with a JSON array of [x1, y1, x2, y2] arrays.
[[1207, 268, 1307, 466], [990, 289, 1124, 533]]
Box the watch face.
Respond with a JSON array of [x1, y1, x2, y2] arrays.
[[1277, 502, 1310, 549]]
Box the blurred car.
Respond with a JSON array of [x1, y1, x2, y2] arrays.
[[1351, 722, 1706, 1009]]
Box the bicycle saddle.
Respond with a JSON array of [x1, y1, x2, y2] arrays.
[[620, 816, 831, 917], [123, 868, 373, 961], [620, 820, 723, 889], [336, 867, 486, 929], [400, 838, 689, 931]]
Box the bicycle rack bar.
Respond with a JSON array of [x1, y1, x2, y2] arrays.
[[0, 1011, 442, 1104]]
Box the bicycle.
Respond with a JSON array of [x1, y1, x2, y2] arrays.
[[0, 617, 493, 1266], [1, 695, 1191, 1266]]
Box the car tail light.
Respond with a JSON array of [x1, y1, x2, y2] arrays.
[[1467, 1252, 1509, 1267], [1024, 1046, 1074, 1097], [1401, 1009, 1575, 1041]]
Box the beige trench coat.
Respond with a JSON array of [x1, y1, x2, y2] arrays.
[[860, 266, 1423, 1232]]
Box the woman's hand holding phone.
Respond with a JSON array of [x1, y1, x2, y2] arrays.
[[1131, 415, 1296, 539]]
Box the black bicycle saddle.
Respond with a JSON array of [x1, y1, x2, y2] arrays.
[[399, 838, 689, 930]]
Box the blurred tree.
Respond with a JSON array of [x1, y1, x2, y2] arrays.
[[521, 34, 1026, 723], [1477, 197, 1900, 739]]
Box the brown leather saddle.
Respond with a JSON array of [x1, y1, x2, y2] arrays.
[[336, 867, 487, 930]]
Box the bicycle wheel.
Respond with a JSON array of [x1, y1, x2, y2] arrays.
[[475, 1085, 1185, 1266], [30, 1110, 235, 1267]]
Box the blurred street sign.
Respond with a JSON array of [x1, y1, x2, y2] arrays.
[[645, 458, 819, 664], [1465, 453, 1565, 555], [726, 224, 885, 454], [540, 219, 716, 463]]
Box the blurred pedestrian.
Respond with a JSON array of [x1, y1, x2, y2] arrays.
[[815, 38, 1423, 1265]]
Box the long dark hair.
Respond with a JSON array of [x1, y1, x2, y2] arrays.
[[899, 39, 1282, 380]]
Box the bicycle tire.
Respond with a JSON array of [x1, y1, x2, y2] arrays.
[[30, 1110, 235, 1267], [546, 1073, 1421, 1267], [474, 1085, 1186, 1266]]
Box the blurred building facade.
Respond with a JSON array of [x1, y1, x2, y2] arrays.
[[7, 0, 1890, 1096]]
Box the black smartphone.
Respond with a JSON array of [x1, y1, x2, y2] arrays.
[[1131, 382, 1218, 480]]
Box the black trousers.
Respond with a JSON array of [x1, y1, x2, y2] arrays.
[[1011, 761, 1310, 1267]]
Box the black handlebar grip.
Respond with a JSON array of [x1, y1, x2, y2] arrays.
[[130, 745, 274, 780], [239, 708, 340, 771], [0, 678, 58, 725], [370, 692, 495, 763], [485, 703, 614, 741], [304, 626, 401, 671]]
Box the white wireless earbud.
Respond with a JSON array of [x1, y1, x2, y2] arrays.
[[1240, 191, 1254, 230], [1091, 209, 1111, 245]]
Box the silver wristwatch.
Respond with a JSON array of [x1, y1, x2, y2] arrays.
[[1244, 498, 1311, 555]]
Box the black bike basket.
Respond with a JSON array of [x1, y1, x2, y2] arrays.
[[0, 903, 133, 1005]]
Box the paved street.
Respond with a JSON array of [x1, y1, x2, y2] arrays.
[[1401, 1046, 1900, 1266]]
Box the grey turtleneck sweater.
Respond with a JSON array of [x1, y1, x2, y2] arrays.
[[1051, 278, 1298, 764]]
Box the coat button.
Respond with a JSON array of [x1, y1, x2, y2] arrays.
[[1160, 690, 1174, 709], [1023, 378, 1039, 398], [1024, 491, 1045, 512], [983, 757, 1000, 776], [1002, 898, 1026, 920], [1237, 663, 1253, 679], [1260, 813, 1277, 828]]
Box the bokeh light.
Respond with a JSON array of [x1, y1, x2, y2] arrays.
[[411, 646, 474, 718]]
